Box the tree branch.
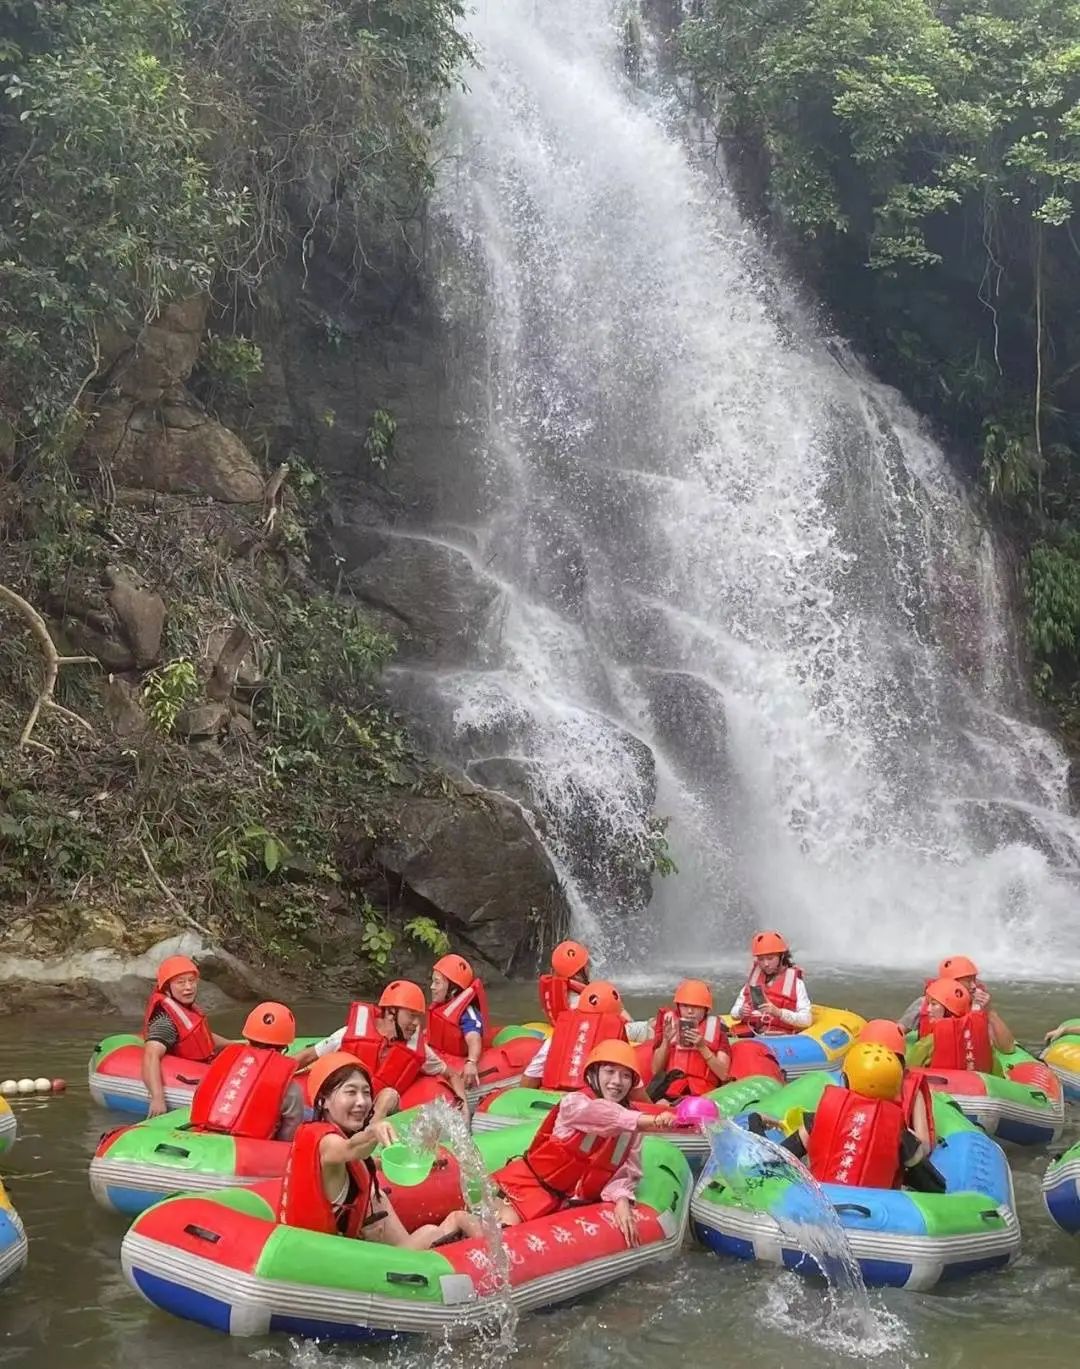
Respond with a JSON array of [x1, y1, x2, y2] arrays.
[[0, 583, 98, 748]]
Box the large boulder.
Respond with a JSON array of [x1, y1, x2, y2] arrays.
[[107, 296, 208, 403], [328, 524, 502, 664], [371, 785, 569, 972], [640, 668, 729, 783]]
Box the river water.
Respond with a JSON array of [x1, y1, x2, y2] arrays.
[[1, 976, 1077, 1368]]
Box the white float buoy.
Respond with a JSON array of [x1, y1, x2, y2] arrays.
[[0, 1081, 16, 1097], [16, 1079, 35, 1095], [34, 1078, 51, 1094]]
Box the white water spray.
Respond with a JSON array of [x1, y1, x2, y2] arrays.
[[395, 0, 1080, 973]]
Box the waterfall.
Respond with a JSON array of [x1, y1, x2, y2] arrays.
[[390, 0, 1080, 974]]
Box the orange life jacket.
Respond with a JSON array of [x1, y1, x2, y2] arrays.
[[806, 1084, 905, 1190], [735, 964, 803, 1034], [492, 1089, 635, 1222], [141, 990, 215, 1062], [541, 1009, 627, 1091], [276, 1121, 376, 1239], [921, 1011, 993, 1073], [427, 978, 489, 1056], [901, 1070, 936, 1150], [538, 973, 587, 1026], [652, 1007, 729, 1095], [340, 1002, 426, 1095], [188, 1043, 297, 1139]]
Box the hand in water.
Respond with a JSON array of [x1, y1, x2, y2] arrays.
[[613, 1197, 640, 1248]]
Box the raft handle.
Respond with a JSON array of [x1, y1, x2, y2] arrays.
[[386, 1271, 429, 1287], [480, 1067, 499, 1079], [154, 1144, 192, 1158], [832, 1203, 872, 1218], [183, 1223, 221, 1244], [980, 1209, 1003, 1223], [1029, 1091, 1048, 1104], [529, 1101, 556, 1112], [176, 1074, 202, 1086]]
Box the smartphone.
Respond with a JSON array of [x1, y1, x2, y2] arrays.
[[678, 1016, 695, 1043], [749, 985, 767, 1010]]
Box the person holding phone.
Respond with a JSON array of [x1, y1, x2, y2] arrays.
[[649, 979, 731, 1099], [730, 931, 812, 1035]]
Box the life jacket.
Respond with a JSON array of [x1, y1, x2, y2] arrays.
[[538, 973, 586, 1026], [340, 1002, 425, 1094], [901, 1070, 936, 1150], [735, 964, 803, 1034], [652, 1007, 729, 1095], [806, 1084, 905, 1190], [141, 990, 215, 1062], [427, 978, 490, 1056], [492, 1089, 634, 1221], [189, 1043, 297, 1139], [276, 1121, 376, 1239], [541, 1009, 627, 1091], [922, 1011, 993, 1073]]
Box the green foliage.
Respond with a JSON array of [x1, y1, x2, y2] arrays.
[[364, 407, 397, 469], [404, 914, 449, 956], [142, 659, 199, 734], [1027, 538, 1080, 689], [644, 816, 678, 880], [360, 901, 396, 967], [200, 335, 264, 390], [0, 785, 109, 897]]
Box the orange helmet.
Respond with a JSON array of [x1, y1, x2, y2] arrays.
[[242, 1001, 296, 1047], [585, 1038, 641, 1081], [925, 977, 971, 1017], [674, 978, 712, 1011], [751, 931, 789, 957], [938, 955, 978, 981], [155, 955, 199, 990], [433, 954, 474, 989], [379, 980, 426, 1014], [578, 981, 622, 1015], [552, 939, 590, 978], [306, 1051, 369, 1104], [857, 1019, 906, 1057]]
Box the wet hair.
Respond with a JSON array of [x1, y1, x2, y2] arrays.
[[313, 1064, 374, 1119]]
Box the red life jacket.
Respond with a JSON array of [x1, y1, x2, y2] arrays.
[[427, 978, 489, 1056], [189, 1043, 297, 1140], [652, 1007, 729, 1095], [340, 1002, 426, 1094], [541, 1009, 627, 1090], [141, 990, 215, 1062], [492, 1089, 635, 1222], [538, 974, 587, 1026], [276, 1121, 376, 1239], [806, 1084, 905, 1190], [735, 964, 804, 1034], [901, 1071, 936, 1150], [923, 1011, 993, 1073]]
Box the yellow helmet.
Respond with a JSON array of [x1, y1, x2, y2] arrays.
[[842, 1042, 903, 1102]]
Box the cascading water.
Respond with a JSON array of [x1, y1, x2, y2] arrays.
[[392, 0, 1080, 972]]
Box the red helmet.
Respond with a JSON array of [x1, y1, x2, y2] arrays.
[[578, 981, 622, 1015], [857, 1019, 906, 1057], [938, 955, 978, 981], [925, 977, 972, 1017], [751, 931, 789, 957], [674, 978, 712, 1011], [242, 1001, 296, 1047], [551, 939, 590, 978], [155, 955, 199, 990], [433, 954, 474, 989], [379, 980, 426, 1014]]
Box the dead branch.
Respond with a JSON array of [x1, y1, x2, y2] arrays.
[[206, 622, 254, 701], [0, 583, 98, 751], [137, 839, 215, 941]]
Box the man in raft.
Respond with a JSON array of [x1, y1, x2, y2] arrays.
[[189, 1001, 305, 1142], [648, 978, 731, 1100], [277, 1052, 480, 1248], [142, 955, 232, 1117], [771, 1042, 944, 1191], [729, 931, 812, 1035], [292, 980, 464, 1108], [427, 953, 487, 1092], [909, 977, 1014, 1073], [899, 955, 1015, 1053], [491, 1038, 677, 1246]]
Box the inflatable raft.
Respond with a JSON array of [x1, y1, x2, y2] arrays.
[[722, 1005, 865, 1077], [690, 1073, 1019, 1289], [912, 1053, 1063, 1148], [473, 1074, 785, 1165], [0, 1096, 16, 1156], [0, 1178, 27, 1289], [1043, 1020, 1080, 1103], [1042, 1139, 1080, 1236], [121, 1122, 691, 1340]]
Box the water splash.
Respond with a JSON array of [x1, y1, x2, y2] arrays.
[[698, 1117, 880, 1345]]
